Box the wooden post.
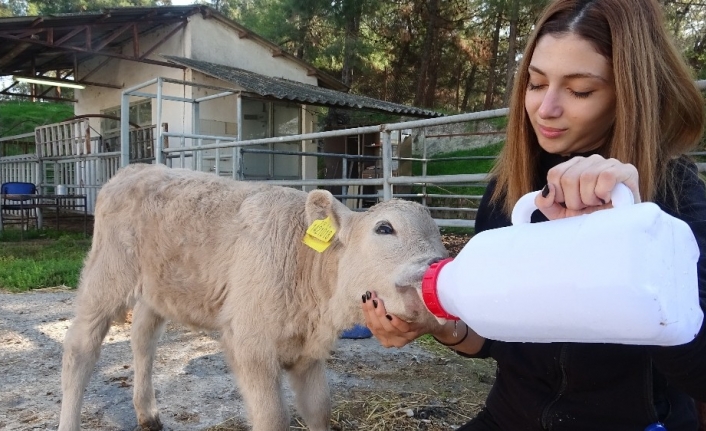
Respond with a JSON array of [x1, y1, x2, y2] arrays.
[[85, 124, 91, 154], [162, 123, 169, 149]]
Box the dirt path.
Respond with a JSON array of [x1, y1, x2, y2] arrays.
[[0, 288, 494, 431]]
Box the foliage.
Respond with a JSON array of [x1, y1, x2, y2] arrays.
[[0, 101, 74, 136], [1, 0, 705, 118], [0, 232, 90, 292], [2, 0, 171, 15]]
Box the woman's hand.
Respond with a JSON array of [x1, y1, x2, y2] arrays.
[[361, 291, 427, 348], [535, 154, 641, 220]]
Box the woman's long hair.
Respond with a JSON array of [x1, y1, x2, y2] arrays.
[[491, 0, 704, 215]]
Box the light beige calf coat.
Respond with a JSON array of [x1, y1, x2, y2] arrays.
[[59, 164, 447, 431]]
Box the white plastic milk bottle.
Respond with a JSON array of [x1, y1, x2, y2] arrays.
[[422, 184, 704, 346]]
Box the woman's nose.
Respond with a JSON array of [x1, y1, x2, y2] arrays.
[[537, 90, 563, 119]]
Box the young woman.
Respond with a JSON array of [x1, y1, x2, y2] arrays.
[[362, 0, 706, 430]]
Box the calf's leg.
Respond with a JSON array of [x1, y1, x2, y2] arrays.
[[222, 327, 289, 431], [59, 240, 138, 431], [130, 301, 166, 430], [287, 359, 331, 431], [59, 300, 118, 431]]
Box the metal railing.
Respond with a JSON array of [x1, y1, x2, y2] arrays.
[[157, 108, 509, 227]]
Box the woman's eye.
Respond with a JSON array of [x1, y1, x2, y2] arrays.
[[527, 82, 545, 91], [570, 90, 593, 99], [375, 223, 395, 235]]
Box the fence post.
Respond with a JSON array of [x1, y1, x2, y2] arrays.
[[381, 128, 393, 201], [235, 95, 243, 180], [120, 92, 130, 167], [155, 77, 164, 165], [421, 129, 427, 207], [341, 157, 348, 207]]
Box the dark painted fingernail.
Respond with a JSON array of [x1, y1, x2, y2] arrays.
[[541, 184, 549, 198], [373, 299, 378, 309], [366, 291, 372, 300], [598, 197, 606, 205], [362, 294, 366, 303], [386, 315, 393, 321], [559, 202, 567, 208]]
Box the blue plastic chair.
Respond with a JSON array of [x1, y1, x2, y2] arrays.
[[1, 181, 39, 235]]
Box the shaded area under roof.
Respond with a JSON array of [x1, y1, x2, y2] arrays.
[[0, 5, 347, 93], [164, 55, 442, 119], [0, 6, 201, 76]]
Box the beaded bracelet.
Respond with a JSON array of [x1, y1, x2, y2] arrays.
[[433, 323, 469, 348]]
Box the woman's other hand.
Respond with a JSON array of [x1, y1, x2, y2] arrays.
[[361, 291, 427, 348], [535, 154, 640, 220]]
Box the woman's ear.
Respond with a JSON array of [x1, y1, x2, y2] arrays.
[[304, 189, 352, 245]]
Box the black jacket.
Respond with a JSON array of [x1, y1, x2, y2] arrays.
[[470, 154, 706, 431]]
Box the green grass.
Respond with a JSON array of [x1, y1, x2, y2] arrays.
[[409, 142, 502, 197], [412, 142, 503, 177], [0, 100, 74, 136], [439, 226, 476, 236], [0, 231, 91, 292]]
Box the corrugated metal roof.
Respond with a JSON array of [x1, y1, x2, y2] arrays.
[[164, 55, 442, 118]]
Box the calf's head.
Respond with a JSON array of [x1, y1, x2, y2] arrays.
[[305, 190, 448, 326]]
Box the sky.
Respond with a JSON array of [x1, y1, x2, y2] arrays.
[[169, 0, 196, 5]]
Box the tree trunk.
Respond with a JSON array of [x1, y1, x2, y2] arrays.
[[414, 0, 440, 107], [483, 4, 504, 110], [389, 40, 411, 103], [503, 0, 520, 106], [461, 64, 478, 112], [423, 34, 442, 107], [340, 0, 363, 87]]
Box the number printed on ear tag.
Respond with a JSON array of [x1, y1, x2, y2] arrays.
[[303, 216, 336, 252]]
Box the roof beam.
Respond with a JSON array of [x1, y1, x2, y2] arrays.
[[0, 18, 189, 71], [139, 20, 187, 59], [92, 23, 132, 52], [78, 56, 113, 82], [54, 27, 83, 46], [0, 90, 76, 103], [0, 42, 31, 68], [0, 31, 185, 69]]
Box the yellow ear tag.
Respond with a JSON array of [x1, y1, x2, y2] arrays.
[[303, 216, 336, 253]]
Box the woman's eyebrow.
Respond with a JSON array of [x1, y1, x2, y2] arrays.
[[528, 65, 609, 83]]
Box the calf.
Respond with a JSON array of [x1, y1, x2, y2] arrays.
[[59, 163, 447, 431]]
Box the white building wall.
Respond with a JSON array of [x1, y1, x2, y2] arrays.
[[75, 23, 193, 138], [188, 16, 318, 85], [75, 15, 319, 143], [72, 14, 320, 182]]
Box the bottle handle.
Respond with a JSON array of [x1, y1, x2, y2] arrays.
[[511, 183, 635, 225]]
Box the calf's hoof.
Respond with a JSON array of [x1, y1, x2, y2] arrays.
[[135, 416, 163, 431]]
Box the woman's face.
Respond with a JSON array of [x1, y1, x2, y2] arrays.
[[525, 33, 616, 156]]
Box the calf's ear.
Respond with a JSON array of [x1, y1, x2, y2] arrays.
[[305, 189, 352, 243]]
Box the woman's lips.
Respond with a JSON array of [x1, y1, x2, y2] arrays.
[[538, 125, 566, 139]]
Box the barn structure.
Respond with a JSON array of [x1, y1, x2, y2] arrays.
[[0, 5, 440, 215]]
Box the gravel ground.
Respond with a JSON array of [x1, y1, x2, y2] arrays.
[[0, 287, 494, 431]]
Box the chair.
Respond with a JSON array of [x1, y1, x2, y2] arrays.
[[1, 182, 39, 235]]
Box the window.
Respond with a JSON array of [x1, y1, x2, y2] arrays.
[[100, 100, 152, 152], [240, 98, 301, 180]]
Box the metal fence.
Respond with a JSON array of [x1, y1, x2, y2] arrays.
[[157, 108, 509, 227], [2, 79, 705, 228]]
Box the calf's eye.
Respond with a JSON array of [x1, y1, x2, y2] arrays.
[[375, 222, 395, 235]]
